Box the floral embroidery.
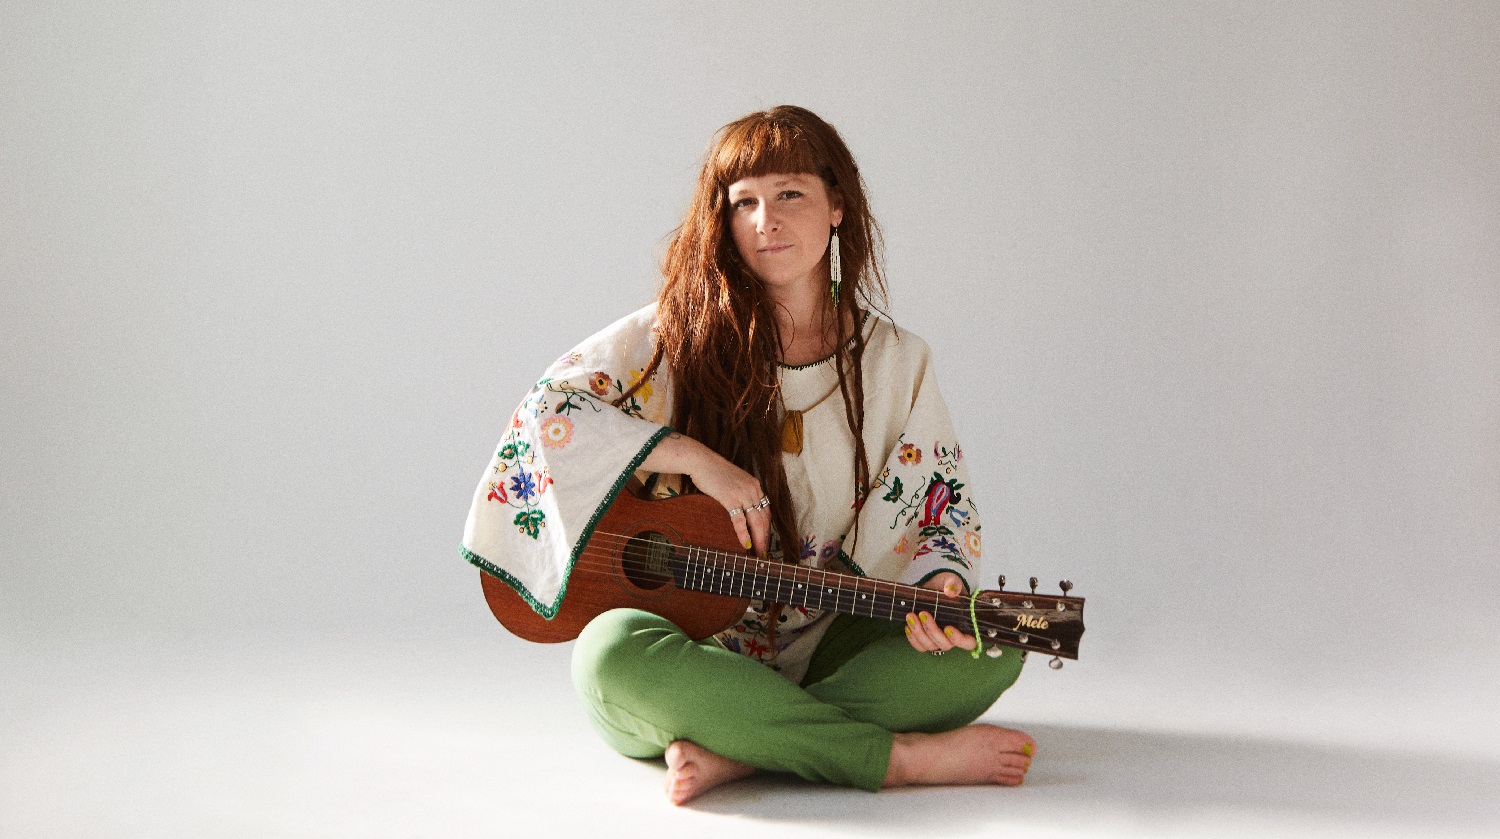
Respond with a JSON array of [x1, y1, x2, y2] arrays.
[[509, 470, 538, 502], [964, 531, 982, 557], [820, 539, 842, 562], [488, 365, 638, 540], [588, 372, 612, 396], [556, 351, 583, 367], [799, 535, 817, 561], [626, 368, 654, 405], [867, 432, 978, 572], [539, 415, 574, 449], [513, 509, 545, 539], [934, 441, 962, 474]]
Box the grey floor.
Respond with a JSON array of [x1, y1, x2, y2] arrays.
[[6, 634, 1497, 839]]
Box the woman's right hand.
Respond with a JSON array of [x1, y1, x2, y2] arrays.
[[640, 431, 771, 555]]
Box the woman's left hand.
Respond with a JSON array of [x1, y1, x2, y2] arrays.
[[904, 572, 977, 654]]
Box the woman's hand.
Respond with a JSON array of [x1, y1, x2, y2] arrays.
[[904, 572, 977, 654], [639, 431, 771, 555]]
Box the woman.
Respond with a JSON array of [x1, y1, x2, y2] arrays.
[[462, 106, 1034, 804]]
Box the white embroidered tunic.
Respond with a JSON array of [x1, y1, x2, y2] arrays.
[[462, 303, 983, 684]]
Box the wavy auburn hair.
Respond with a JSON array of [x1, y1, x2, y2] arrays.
[[623, 106, 887, 562]]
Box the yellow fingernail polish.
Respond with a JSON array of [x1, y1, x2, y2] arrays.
[[904, 626, 912, 636], [943, 627, 955, 638], [920, 613, 930, 623], [744, 540, 752, 550], [1022, 743, 1035, 758]]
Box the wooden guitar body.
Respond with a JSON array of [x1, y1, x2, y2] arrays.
[[480, 489, 751, 642]]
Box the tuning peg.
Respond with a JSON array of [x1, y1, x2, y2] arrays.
[[1059, 580, 1073, 596], [986, 645, 1003, 658], [1049, 656, 1064, 670], [1029, 577, 1038, 594], [996, 575, 1006, 590]]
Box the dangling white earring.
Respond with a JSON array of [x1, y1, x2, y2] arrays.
[[829, 227, 842, 308]]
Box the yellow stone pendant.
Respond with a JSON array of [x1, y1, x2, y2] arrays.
[[781, 410, 804, 454]]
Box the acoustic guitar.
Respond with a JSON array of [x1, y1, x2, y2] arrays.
[[481, 486, 1086, 665]]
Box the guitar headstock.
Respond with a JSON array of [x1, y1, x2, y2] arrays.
[[970, 576, 1086, 666]]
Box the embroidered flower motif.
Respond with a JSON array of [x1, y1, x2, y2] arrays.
[[588, 372, 612, 396], [744, 636, 771, 660], [820, 539, 842, 562], [964, 531, 982, 557], [626, 368, 653, 404], [513, 509, 545, 539], [509, 410, 523, 429], [898, 444, 922, 466], [486, 482, 508, 504], [509, 470, 538, 502], [894, 533, 910, 556], [539, 415, 574, 449], [919, 479, 952, 527], [931, 536, 961, 556], [799, 535, 817, 560], [556, 351, 583, 367]]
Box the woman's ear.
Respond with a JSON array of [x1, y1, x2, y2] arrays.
[[830, 194, 844, 229]]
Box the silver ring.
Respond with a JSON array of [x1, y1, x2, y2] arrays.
[[728, 507, 744, 517], [930, 650, 944, 657], [752, 497, 771, 510]]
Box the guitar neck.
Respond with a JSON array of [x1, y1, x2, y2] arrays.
[[672, 547, 988, 641]]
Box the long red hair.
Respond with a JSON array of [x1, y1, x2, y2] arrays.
[[624, 106, 887, 561]]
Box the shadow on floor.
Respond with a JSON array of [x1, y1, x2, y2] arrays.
[[683, 724, 1500, 837]]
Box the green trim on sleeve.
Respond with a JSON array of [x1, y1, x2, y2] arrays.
[[463, 424, 674, 619]]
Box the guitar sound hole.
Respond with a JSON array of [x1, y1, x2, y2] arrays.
[[621, 531, 675, 590]]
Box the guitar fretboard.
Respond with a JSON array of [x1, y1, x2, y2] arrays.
[[671, 546, 991, 636]]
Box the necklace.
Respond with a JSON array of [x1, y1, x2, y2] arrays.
[[780, 384, 841, 455]]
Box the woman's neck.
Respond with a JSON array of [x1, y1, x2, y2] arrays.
[[768, 283, 849, 366]]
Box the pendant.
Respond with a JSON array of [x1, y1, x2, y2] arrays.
[[781, 410, 804, 455]]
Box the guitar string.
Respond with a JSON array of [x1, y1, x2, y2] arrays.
[[551, 552, 1058, 651], [532, 531, 1068, 649], [565, 529, 1061, 637]]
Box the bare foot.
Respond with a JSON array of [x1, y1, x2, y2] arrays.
[[664, 740, 756, 805], [884, 724, 1036, 789]]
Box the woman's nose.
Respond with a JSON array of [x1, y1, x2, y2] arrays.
[[756, 205, 780, 233]]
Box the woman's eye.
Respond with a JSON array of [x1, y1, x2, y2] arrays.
[[733, 197, 756, 209], [781, 191, 803, 200]]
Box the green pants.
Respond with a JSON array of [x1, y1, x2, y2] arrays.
[[571, 608, 1026, 791]]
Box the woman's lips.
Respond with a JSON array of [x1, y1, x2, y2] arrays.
[[759, 244, 792, 254]]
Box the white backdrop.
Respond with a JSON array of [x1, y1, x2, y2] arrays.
[[4, 3, 1497, 836]]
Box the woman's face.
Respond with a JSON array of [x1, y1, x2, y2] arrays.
[[726, 173, 844, 295]]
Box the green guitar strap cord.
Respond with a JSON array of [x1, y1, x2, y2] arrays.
[[967, 589, 983, 659]]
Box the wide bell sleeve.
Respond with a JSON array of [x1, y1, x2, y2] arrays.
[[460, 305, 671, 618], [848, 333, 983, 595]]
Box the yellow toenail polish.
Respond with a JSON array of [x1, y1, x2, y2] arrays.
[[1022, 743, 1035, 757]]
